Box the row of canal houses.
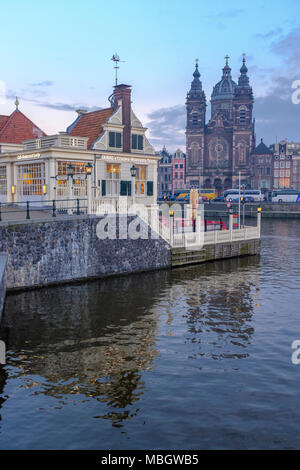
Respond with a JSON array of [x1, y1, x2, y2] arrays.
[[0, 84, 158, 210]]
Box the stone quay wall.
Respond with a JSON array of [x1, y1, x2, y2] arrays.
[[0, 215, 171, 290], [0, 254, 7, 320]]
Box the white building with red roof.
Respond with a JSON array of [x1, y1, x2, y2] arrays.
[[0, 86, 158, 209]]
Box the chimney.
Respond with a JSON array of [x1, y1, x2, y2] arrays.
[[113, 84, 131, 153]]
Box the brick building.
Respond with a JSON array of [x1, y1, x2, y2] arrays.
[[270, 141, 300, 190], [172, 149, 185, 194], [250, 139, 274, 191], [157, 147, 186, 198], [185, 56, 255, 193]]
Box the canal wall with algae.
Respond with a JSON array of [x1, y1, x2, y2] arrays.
[[0, 215, 260, 291], [0, 253, 7, 319], [0, 215, 170, 291]]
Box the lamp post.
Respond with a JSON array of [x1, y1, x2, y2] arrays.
[[86, 162, 93, 214], [130, 164, 137, 209]]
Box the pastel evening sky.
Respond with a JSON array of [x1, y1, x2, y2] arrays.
[[0, 0, 299, 151]]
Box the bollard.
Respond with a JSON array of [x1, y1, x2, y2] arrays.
[[52, 200, 56, 217], [26, 201, 30, 220], [77, 198, 80, 215], [204, 219, 207, 232], [0, 202, 1, 222], [220, 217, 222, 230]]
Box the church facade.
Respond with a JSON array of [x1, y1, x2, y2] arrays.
[[185, 56, 255, 193]]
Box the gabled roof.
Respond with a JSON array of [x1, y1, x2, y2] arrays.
[[0, 115, 9, 132], [68, 108, 114, 149], [0, 110, 46, 144], [251, 139, 273, 155]]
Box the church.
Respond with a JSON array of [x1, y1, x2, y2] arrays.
[[185, 55, 255, 193]]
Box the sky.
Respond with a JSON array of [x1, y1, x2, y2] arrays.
[[0, 0, 299, 152]]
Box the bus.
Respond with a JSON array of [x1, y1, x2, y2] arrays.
[[271, 189, 300, 203], [198, 188, 217, 201], [224, 189, 264, 202]]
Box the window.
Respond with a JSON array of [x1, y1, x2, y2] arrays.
[[280, 162, 285, 168], [17, 163, 45, 197], [136, 165, 147, 195], [192, 113, 198, 125], [266, 167, 270, 175], [109, 132, 122, 148], [286, 161, 290, 168], [131, 134, 143, 150], [180, 164, 183, 169], [57, 161, 88, 197], [0, 166, 7, 196], [106, 163, 120, 195], [239, 107, 246, 124], [274, 161, 279, 168]]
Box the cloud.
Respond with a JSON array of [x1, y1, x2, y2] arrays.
[[30, 80, 54, 87], [255, 75, 300, 144], [271, 27, 300, 68], [146, 105, 186, 152], [254, 28, 283, 40], [5, 88, 102, 113]]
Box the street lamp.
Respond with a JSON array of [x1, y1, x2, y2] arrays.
[[130, 164, 137, 207], [86, 162, 93, 175], [67, 163, 75, 179], [130, 164, 137, 178]]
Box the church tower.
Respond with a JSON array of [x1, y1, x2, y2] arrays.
[[185, 60, 206, 188], [232, 54, 254, 187]]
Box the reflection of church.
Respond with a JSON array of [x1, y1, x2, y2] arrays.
[[186, 55, 255, 193]]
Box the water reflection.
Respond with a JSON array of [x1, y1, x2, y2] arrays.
[[1, 272, 170, 426], [163, 257, 260, 361]]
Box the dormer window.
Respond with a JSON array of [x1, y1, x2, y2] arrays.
[[132, 134, 143, 150], [109, 131, 122, 149]]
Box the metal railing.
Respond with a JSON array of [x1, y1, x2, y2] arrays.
[[0, 198, 87, 222]]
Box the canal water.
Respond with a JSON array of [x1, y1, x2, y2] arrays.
[[0, 219, 300, 450]]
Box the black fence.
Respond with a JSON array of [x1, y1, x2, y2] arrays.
[[0, 198, 88, 222]]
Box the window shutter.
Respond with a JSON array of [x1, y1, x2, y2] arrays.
[[147, 181, 154, 196], [120, 180, 128, 196], [127, 181, 132, 196], [138, 135, 143, 150], [101, 180, 106, 196]]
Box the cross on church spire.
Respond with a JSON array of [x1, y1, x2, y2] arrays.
[[224, 55, 230, 66]]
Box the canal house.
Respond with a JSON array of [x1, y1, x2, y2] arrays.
[[0, 85, 158, 208]]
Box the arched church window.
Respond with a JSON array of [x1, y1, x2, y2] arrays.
[[191, 142, 200, 165], [238, 142, 246, 164]]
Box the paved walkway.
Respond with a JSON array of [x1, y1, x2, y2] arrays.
[[0, 207, 86, 222]]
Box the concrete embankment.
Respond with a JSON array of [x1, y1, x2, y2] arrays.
[[205, 202, 300, 219], [0, 254, 7, 320]]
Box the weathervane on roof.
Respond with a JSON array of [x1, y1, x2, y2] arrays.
[[111, 53, 126, 86], [15, 96, 19, 110]]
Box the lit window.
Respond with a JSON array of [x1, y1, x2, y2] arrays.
[[106, 163, 120, 196]]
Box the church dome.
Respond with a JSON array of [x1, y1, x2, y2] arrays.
[[211, 57, 238, 101]]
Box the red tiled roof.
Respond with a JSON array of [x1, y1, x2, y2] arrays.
[[0, 115, 9, 133], [68, 108, 114, 149], [0, 110, 46, 144]]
